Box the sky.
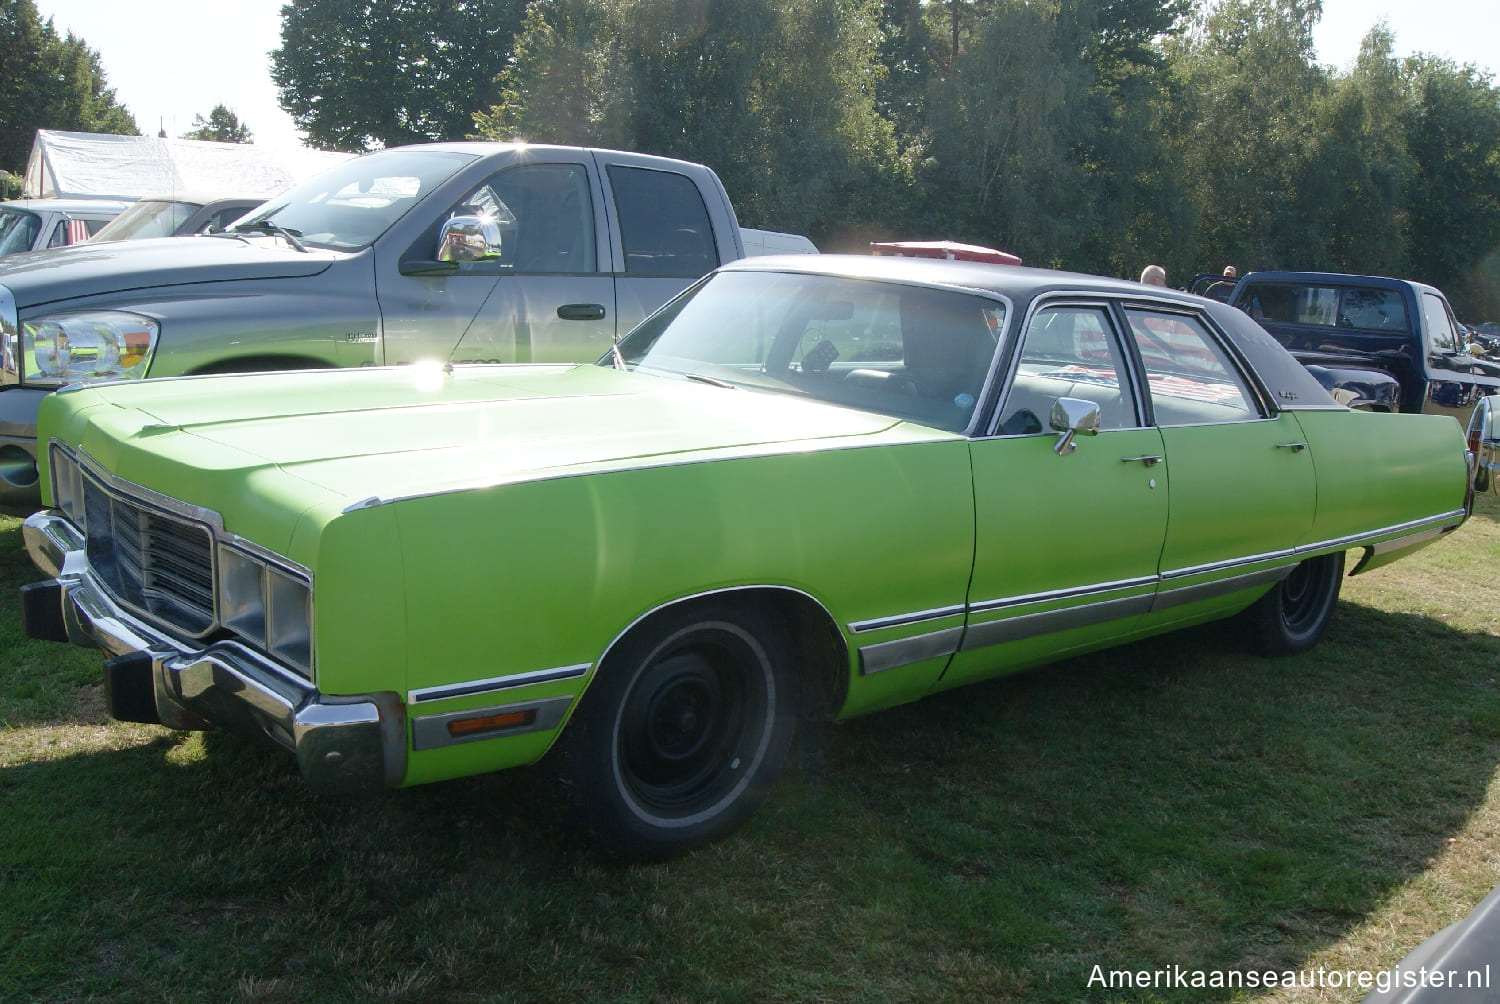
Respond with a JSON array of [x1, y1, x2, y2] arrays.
[[30, 0, 1500, 152]]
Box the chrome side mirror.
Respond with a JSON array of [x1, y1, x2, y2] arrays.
[[435, 213, 503, 263], [1050, 397, 1102, 455]]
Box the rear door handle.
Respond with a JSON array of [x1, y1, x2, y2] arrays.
[[1121, 454, 1163, 467], [557, 303, 607, 322], [1275, 442, 1308, 453]]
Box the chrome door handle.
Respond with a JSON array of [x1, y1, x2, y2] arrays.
[[1275, 442, 1308, 452], [1121, 455, 1163, 467]]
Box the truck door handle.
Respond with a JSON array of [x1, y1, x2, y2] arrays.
[[1120, 455, 1163, 467], [1275, 442, 1308, 452], [557, 303, 607, 321]]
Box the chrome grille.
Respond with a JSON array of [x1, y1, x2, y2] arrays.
[[83, 475, 215, 636]]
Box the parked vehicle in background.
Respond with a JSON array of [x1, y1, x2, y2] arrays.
[[740, 227, 817, 256], [89, 194, 265, 242], [870, 240, 1022, 265], [1227, 271, 1500, 416], [0, 198, 129, 256], [19, 255, 1471, 860], [0, 142, 745, 508], [1469, 395, 1499, 494]]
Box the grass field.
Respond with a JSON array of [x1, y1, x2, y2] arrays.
[[3, 494, 1498, 1003]]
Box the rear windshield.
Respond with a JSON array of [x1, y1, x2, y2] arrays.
[[1237, 282, 1409, 332], [91, 200, 196, 241]]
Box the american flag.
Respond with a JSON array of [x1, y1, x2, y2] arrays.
[[64, 219, 91, 245]]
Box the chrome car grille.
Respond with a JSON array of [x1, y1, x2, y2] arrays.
[[83, 475, 216, 636]]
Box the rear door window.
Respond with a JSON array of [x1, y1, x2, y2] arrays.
[[1123, 308, 1261, 426], [607, 165, 719, 276]]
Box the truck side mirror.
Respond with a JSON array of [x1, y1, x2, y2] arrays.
[[435, 213, 503, 263]]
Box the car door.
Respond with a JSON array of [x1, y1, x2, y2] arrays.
[[1417, 289, 1500, 420], [937, 301, 1169, 692], [382, 158, 617, 366], [1121, 305, 1317, 629]]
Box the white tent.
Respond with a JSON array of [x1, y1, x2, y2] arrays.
[[23, 130, 355, 201]]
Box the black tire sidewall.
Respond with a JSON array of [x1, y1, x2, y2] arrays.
[[1252, 551, 1345, 656], [557, 601, 796, 861]]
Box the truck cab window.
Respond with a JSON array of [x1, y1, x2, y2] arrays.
[[608, 165, 719, 276], [463, 163, 597, 274]]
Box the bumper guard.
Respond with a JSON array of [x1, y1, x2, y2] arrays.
[[21, 510, 406, 793]]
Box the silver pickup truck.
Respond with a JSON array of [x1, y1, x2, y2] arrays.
[[0, 143, 745, 508]]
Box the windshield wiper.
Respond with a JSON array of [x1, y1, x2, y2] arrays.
[[232, 220, 307, 253], [683, 372, 737, 390]]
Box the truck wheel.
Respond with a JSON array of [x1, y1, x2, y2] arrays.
[[1244, 551, 1345, 656], [556, 601, 797, 861]]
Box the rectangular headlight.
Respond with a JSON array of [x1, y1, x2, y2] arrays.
[[267, 568, 312, 673], [49, 446, 86, 528], [216, 544, 313, 679], [218, 546, 268, 641]]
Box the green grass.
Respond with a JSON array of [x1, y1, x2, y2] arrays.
[[3, 496, 1499, 1003]]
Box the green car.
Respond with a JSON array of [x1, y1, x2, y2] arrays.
[[19, 256, 1472, 859]]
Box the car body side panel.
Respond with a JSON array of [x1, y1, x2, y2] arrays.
[[1155, 414, 1317, 576], [1290, 408, 1470, 546], [380, 440, 977, 785], [938, 427, 1169, 692]]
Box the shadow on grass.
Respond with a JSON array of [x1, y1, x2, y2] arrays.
[[3, 600, 1498, 1001]]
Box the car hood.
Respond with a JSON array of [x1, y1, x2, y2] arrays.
[[0, 235, 337, 308], [53, 363, 948, 553]]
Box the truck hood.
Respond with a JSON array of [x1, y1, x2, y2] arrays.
[[56, 363, 946, 551], [0, 235, 337, 308]]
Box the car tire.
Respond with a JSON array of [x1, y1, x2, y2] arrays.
[[1245, 551, 1345, 657], [555, 600, 797, 861], [1477, 464, 1491, 494]]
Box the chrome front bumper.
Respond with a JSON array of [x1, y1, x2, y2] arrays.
[[21, 510, 406, 792]]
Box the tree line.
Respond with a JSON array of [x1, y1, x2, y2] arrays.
[[275, 0, 1500, 319], [5, 0, 1499, 318]]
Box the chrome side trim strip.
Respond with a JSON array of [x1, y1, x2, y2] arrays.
[[1160, 548, 1296, 582], [852, 508, 1463, 677], [1150, 565, 1291, 613], [858, 626, 964, 675], [407, 663, 591, 705], [848, 604, 966, 634], [968, 575, 1156, 614], [1294, 509, 1465, 555], [961, 593, 1154, 650], [1363, 525, 1448, 558], [410, 695, 574, 752]]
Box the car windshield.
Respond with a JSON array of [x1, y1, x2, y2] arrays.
[[609, 270, 1006, 433], [229, 149, 474, 251], [0, 208, 42, 256], [90, 200, 197, 242]]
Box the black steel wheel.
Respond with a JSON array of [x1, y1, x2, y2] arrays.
[[1244, 551, 1345, 656], [556, 600, 796, 861]]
